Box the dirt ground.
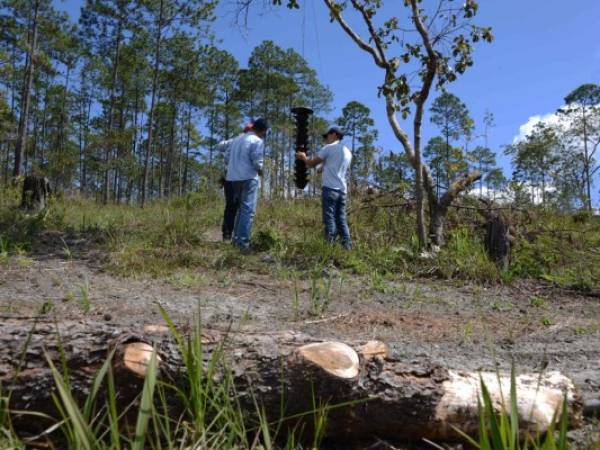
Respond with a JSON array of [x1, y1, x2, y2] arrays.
[[1, 229, 599, 448]]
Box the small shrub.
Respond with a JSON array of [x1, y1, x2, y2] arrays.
[[436, 227, 500, 282], [253, 228, 285, 253]]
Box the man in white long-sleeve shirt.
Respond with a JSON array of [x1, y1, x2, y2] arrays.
[[219, 123, 253, 241], [225, 118, 269, 250]]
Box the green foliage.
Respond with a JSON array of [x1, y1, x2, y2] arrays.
[[0, 386, 23, 450], [0, 190, 49, 254], [436, 227, 500, 282], [336, 101, 379, 187], [308, 272, 332, 316], [429, 93, 473, 188], [505, 123, 562, 207], [253, 228, 286, 253], [2, 186, 600, 291], [508, 211, 600, 290]]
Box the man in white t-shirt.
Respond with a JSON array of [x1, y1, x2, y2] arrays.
[[296, 127, 353, 249]]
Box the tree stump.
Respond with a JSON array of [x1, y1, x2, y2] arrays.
[[20, 175, 51, 211], [477, 200, 513, 271], [484, 214, 512, 271], [0, 317, 583, 443]]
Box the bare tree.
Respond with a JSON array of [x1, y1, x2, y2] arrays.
[[316, 0, 492, 248]]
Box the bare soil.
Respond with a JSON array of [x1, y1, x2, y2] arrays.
[[1, 229, 599, 448]]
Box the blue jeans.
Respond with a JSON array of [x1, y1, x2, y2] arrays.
[[222, 181, 238, 240], [322, 187, 352, 249], [232, 179, 259, 249]]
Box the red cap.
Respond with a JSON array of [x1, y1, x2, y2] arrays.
[[243, 122, 253, 132]]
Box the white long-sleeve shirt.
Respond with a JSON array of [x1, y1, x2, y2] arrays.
[[225, 132, 264, 181]]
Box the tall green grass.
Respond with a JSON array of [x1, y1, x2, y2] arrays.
[[1, 185, 600, 289]]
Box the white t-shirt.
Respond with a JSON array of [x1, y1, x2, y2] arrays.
[[317, 141, 352, 193]]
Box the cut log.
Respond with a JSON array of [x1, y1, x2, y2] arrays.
[[20, 175, 51, 211], [0, 317, 583, 443], [296, 342, 359, 379]]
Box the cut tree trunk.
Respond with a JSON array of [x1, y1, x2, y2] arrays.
[[0, 317, 582, 443], [20, 175, 51, 211], [484, 214, 512, 271], [478, 201, 513, 271]]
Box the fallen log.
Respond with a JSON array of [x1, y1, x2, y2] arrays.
[[0, 317, 583, 443]]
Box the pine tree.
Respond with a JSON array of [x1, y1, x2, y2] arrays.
[[336, 101, 378, 190]]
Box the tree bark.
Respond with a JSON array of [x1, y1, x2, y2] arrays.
[[20, 175, 51, 211], [141, 0, 164, 207], [13, 0, 40, 178], [484, 214, 511, 271], [0, 317, 582, 443], [102, 18, 123, 205], [428, 171, 482, 247]]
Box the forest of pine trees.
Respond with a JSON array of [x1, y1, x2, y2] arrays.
[[1, 0, 599, 210], [0, 0, 343, 202]]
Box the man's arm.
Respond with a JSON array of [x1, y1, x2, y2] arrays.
[[296, 151, 324, 168], [250, 140, 264, 177], [217, 138, 233, 168]]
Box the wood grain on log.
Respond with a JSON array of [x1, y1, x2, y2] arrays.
[[0, 317, 583, 443]]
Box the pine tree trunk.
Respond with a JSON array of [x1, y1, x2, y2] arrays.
[[141, 0, 164, 207], [102, 20, 123, 204], [182, 104, 192, 194], [13, 0, 40, 178]]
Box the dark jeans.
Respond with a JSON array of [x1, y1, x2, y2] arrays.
[[322, 186, 352, 249], [232, 179, 259, 249], [222, 181, 238, 240]]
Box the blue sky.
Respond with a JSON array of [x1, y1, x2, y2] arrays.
[[55, 0, 600, 202]]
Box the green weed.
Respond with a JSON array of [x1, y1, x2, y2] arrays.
[[529, 296, 547, 308], [436, 227, 500, 282], [78, 277, 91, 314], [168, 270, 208, 289], [308, 272, 332, 317]]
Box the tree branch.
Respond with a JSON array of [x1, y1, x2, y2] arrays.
[[321, 0, 386, 68], [349, 0, 388, 68], [439, 170, 482, 210]]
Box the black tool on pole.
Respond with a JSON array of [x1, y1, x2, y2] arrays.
[[292, 106, 314, 190]]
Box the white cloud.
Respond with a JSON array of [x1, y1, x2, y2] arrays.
[[467, 186, 512, 203], [512, 111, 562, 144], [468, 183, 556, 205]]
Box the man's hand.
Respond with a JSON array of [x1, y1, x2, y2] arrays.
[[296, 151, 308, 162]]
